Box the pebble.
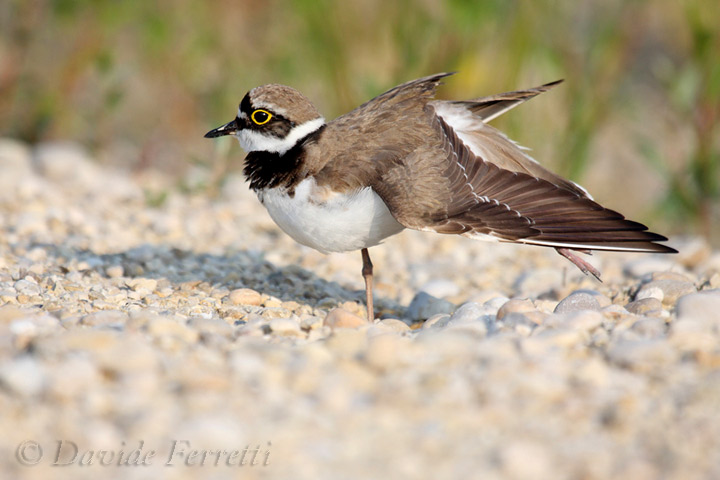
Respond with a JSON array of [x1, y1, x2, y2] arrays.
[[636, 279, 696, 306], [422, 313, 451, 329], [105, 264, 124, 278], [0, 356, 46, 397], [127, 277, 158, 292], [675, 290, 720, 325], [625, 297, 664, 316], [375, 318, 411, 333], [448, 302, 495, 325], [324, 308, 367, 329], [484, 295, 510, 312], [635, 286, 664, 302], [553, 291, 602, 313], [496, 298, 536, 321], [228, 288, 262, 306], [406, 291, 455, 321]]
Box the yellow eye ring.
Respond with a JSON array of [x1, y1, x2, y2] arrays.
[[251, 109, 272, 125]]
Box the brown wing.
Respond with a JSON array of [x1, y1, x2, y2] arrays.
[[376, 114, 675, 253]]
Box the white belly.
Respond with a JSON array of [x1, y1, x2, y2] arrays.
[[257, 178, 405, 253]]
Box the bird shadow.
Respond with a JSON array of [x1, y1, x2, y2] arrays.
[[32, 243, 404, 317]]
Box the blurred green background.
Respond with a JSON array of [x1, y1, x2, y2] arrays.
[[1, 0, 718, 243]]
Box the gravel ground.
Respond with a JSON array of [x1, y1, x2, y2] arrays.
[[1, 138, 720, 480]]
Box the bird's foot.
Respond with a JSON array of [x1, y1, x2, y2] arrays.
[[556, 248, 602, 282]]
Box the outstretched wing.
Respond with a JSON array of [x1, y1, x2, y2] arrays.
[[374, 110, 674, 254], [429, 116, 674, 252]]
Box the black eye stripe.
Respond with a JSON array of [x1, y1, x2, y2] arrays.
[[239, 93, 252, 115], [237, 94, 294, 129]]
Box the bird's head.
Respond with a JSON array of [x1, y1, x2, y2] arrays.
[[205, 84, 325, 155]]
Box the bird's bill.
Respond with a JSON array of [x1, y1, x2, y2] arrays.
[[204, 119, 238, 138]]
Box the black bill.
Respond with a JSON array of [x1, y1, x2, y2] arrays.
[[204, 119, 238, 138]]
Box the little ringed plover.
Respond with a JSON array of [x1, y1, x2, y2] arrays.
[[205, 73, 676, 320]]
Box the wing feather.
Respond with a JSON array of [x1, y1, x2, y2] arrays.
[[421, 116, 675, 253]]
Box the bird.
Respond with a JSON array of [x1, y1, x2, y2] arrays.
[[205, 72, 676, 321]]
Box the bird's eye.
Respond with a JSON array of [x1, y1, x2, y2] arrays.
[[251, 109, 272, 126]]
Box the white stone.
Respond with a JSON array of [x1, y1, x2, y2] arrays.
[[0, 356, 46, 396]]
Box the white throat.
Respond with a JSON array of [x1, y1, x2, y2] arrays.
[[235, 117, 325, 154]]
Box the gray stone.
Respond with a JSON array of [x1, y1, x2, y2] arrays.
[[448, 302, 495, 325], [575, 289, 612, 307], [406, 292, 455, 321], [13, 278, 41, 296], [676, 290, 720, 326], [554, 291, 602, 313], [422, 313, 451, 329], [484, 295, 510, 312]]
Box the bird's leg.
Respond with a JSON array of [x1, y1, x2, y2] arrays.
[[361, 248, 374, 321], [556, 247, 602, 282]]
